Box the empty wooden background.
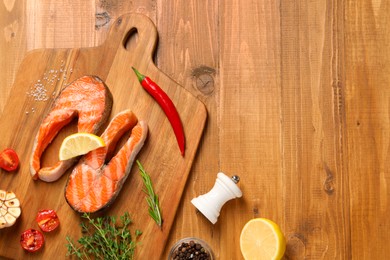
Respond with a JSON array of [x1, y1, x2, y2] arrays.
[[1, 0, 389, 259]]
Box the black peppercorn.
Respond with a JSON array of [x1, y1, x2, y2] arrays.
[[171, 240, 211, 260]]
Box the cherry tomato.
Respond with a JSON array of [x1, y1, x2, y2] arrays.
[[36, 209, 60, 232], [0, 148, 19, 172], [20, 229, 44, 252]]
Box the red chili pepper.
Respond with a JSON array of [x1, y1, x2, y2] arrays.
[[0, 148, 19, 172], [132, 67, 185, 156]]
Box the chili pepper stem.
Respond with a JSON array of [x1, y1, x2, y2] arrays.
[[132, 67, 145, 82]]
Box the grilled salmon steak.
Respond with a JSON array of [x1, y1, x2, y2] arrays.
[[30, 75, 113, 182], [65, 110, 148, 213]]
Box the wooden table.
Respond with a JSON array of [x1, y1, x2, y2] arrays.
[[1, 1, 389, 259]]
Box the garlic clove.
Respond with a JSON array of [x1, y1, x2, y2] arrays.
[[5, 192, 16, 201], [5, 198, 20, 208], [0, 207, 6, 217], [8, 207, 21, 218], [0, 216, 7, 228], [0, 190, 6, 201], [4, 213, 16, 227]]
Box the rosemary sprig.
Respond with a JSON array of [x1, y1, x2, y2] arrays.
[[66, 212, 142, 260], [136, 160, 163, 228]]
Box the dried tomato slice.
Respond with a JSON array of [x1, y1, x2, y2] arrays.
[[0, 148, 19, 172], [36, 209, 60, 232], [20, 229, 44, 252]]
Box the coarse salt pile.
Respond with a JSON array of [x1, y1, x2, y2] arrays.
[[28, 80, 49, 102], [26, 60, 73, 114]]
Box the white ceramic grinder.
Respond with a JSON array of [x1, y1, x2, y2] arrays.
[[191, 172, 242, 224]]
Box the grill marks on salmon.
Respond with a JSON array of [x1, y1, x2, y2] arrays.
[[65, 110, 148, 213], [30, 75, 113, 182]]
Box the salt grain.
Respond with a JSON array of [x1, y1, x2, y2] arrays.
[[26, 61, 73, 114]]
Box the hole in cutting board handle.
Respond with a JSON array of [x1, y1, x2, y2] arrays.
[[123, 28, 139, 51]]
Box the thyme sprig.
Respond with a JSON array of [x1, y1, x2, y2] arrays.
[[66, 212, 142, 260], [136, 160, 163, 228]]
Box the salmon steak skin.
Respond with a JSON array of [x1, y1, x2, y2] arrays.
[[65, 109, 148, 213], [30, 75, 113, 182]]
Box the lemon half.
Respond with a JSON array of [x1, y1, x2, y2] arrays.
[[240, 218, 286, 260]]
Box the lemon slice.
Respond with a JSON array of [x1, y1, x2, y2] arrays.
[[240, 218, 286, 260], [59, 133, 105, 160]]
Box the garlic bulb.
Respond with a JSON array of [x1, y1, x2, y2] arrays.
[[0, 190, 21, 228]]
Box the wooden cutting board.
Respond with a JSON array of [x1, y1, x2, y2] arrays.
[[0, 13, 206, 259]]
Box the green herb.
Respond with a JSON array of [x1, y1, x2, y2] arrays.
[[136, 160, 163, 228], [66, 212, 141, 260]]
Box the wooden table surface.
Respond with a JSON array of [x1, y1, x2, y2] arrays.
[[1, 1, 389, 259]]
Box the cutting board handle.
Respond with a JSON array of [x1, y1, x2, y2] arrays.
[[106, 13, 158, 66]]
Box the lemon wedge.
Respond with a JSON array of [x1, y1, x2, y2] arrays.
[[240, 218, 286, 260], [59, 133, 105, 160]]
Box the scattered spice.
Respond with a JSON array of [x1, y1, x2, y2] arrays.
[[28, 80, 49, 102], [172, 240, 212, 260], [26, 60, 74, 114]]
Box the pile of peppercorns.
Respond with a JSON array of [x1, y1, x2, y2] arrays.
[[171, 240, 212, 260]]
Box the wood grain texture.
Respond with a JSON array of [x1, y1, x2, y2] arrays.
[[217, 1, 283, 259], [280, 1, 350, 258], [345, 0, 390, 259], [1, 0, 390, 259]]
